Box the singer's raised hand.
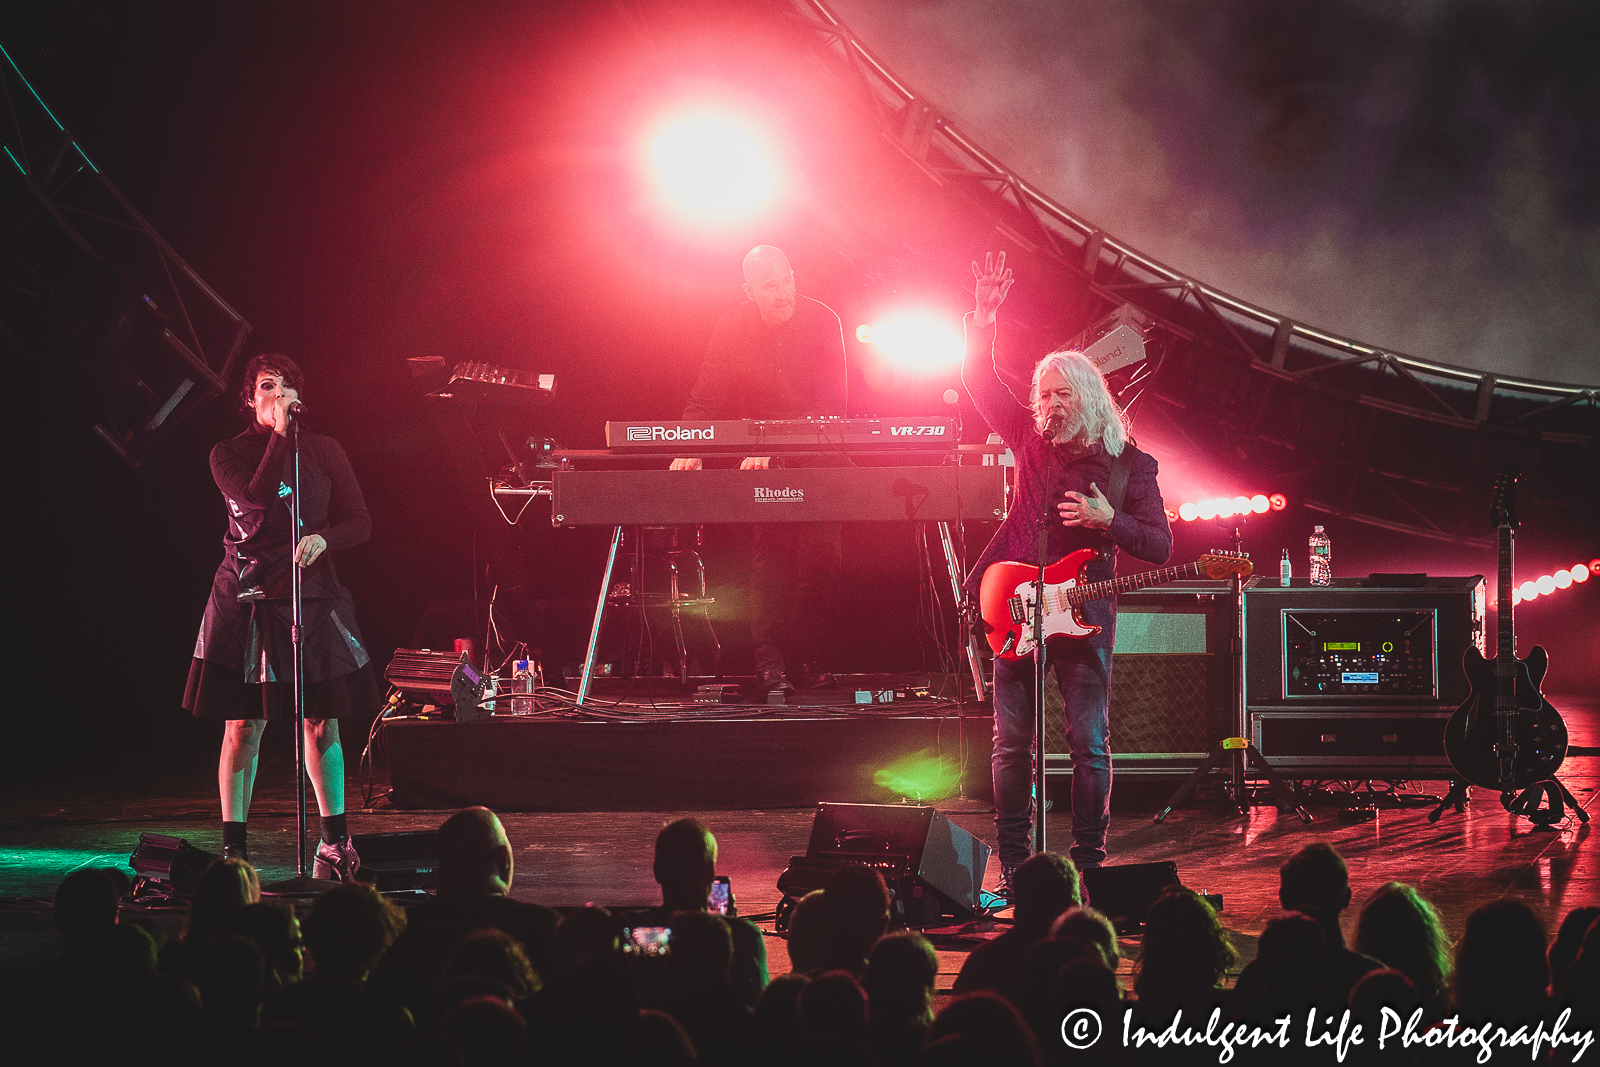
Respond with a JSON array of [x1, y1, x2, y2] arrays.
[[971, 251, 1015, 328]]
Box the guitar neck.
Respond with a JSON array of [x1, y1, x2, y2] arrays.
[[1066, 560, 1209, 606], [1497, 524, 1515, 704]]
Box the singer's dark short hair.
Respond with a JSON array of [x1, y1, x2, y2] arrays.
[[239, 353, 306, 414]]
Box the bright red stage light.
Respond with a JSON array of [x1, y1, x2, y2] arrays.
[[858, 311, 964, 373], [647, 109, 778, 226], [1269, 494, 1288, 511]]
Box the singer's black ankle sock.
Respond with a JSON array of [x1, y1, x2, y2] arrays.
[[222, 821, 248, 851], [320, 813, 348, 844]]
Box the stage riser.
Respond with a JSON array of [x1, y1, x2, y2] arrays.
[[385, 716, 994, 811]]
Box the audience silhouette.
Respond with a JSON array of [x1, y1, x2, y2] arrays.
[[29, 819, 1599, 1065]]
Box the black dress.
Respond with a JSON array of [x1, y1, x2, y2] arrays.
[[183, 423, 379, 721]]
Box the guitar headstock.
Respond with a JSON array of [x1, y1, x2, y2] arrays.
[[1198, 552, 1254, 579], [1490, 466, 1520, 530]]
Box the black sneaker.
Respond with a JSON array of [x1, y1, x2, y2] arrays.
[[760, 666, 795, 696], [994, 862, 1019, 903]]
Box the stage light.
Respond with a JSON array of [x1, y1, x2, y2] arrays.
[[1536, 575, 1556, 595], [1572, 564, 1590, 583], [647, 109, 778, 226], [1171, 492, 1287, 522], [860, 310, 964, 373], [1554, 570, 1573, 589], [1590, 559, 1600, 575], [872, 748, 960, 802], [1519, 580, 1538, 602], [855, 324, 873, 343]]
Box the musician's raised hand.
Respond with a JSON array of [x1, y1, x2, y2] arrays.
[[1060, 481, 1114, 530], [670, 458, 703, 471], [971, 251, 1015, 328], [740, 456, 771, 470]]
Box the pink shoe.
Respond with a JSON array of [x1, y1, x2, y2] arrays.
[[313, 837, 361, 882]]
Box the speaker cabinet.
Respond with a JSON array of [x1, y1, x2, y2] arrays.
[[1044, 582, 1232, 773], [778, 802, 991, 922], [350, 830, 439, 891]]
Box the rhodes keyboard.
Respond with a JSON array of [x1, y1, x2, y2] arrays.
[[605, 417, 956, 452], [551, 465, 1005, 526]]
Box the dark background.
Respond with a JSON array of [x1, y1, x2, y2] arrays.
[[4, 0, 1593, 783]]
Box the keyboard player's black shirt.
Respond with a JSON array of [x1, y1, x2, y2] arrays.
[[681, 296, 847, 420]]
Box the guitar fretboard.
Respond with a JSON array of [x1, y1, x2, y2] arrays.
[[1061, 560, 1210, 608], [1497, 525, 1516, 711]]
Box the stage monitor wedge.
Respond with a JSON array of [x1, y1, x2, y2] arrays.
[[778, 802, 991, 924]]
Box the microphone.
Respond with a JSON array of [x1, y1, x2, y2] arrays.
[[942, 388, 960, 408], [288, 399, 306, 414], [1042, 413, 1063, 438]]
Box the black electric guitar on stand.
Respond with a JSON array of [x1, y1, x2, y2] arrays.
[[1441, 468, 1569, 802]]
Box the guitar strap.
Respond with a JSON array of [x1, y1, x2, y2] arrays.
[[1099, 447, 1135, 560]]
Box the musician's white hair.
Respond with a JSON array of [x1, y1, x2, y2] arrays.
[[1029, 349, 1129, 456]]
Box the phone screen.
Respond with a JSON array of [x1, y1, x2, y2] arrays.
[[709, 875, 731, 915], [622, 926, 672, 956]]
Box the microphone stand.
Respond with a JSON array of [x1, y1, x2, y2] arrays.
[[263, 411, 340, 896], [1030, 444, 1056, 856]]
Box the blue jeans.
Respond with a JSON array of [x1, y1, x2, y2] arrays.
[[991, 645, 1113, 869]]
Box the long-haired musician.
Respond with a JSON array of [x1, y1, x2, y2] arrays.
[[963, 252, 1173, 895]]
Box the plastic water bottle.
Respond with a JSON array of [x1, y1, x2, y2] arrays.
[[511, 659, 535, 715], [481, 672, 497, 715], [1280, 549, 1292, 586], [1308, 526, 1332, 586]]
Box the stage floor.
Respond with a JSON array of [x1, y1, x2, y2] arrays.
[[1, 693, 1594, 997]]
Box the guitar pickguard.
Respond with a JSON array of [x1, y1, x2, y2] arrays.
[[1009, 577, 1097, 657]]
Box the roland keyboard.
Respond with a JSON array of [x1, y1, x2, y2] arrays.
[[551, 465, 1005, 526], [605, 417, 956, 452]]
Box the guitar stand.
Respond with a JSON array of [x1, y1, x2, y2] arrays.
[[1505, 778, 1589, 829], [1428, 776, 1589, 827], [1156, 517, 1310, 826], [1427, 779, 1471, 823], [1155, 736, 1310, 823]]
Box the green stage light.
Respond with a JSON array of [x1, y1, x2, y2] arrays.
[[873, 749, 960, 802]]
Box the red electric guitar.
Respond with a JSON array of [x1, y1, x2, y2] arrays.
[[979, 549, 1253, 660]]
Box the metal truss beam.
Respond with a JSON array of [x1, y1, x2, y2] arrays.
[[771, 0, 1595, 542], [1, 41, 250, 467]]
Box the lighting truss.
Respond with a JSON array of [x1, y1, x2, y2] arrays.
[[769, 0, 1597, 544], [1, 42, 250, 467]]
